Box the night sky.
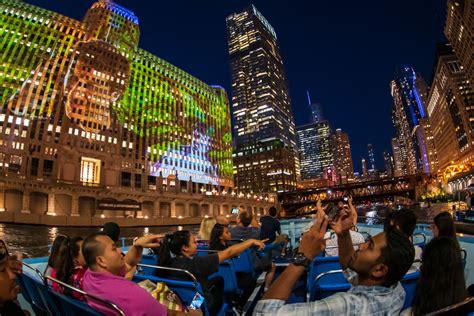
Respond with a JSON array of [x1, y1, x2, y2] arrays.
[[23, 0, 447, 172]]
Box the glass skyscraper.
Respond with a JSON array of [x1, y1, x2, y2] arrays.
[[227, 5, 297, 193]]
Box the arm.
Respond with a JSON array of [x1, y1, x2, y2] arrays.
[[348, 195, 357, 226], [217, 239, 266, 263], [330, 209, 355, 269], [262, 218, 327, 301], [124, 235, 161, 269]]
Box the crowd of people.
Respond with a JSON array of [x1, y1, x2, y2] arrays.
[[0, 203, 472, 315]]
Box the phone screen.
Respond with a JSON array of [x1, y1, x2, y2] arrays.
[[189, 292, 205, 310], [231, 207, 239, 215]]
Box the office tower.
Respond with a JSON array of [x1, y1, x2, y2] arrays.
[[306, 91, 324, 123], [361, 158, 367, 177], [444, 0, 474, 83], [367, 143, 376, 172], [330, 128, 354, 181], [391, 138, 404, 177], [227, 5, 297, 192], [391, 66, 438, 175], [0, 0, 235, 217], [383, 152, 394, 177], [296, 121, 332, 180], [426, 43, 474, 170]]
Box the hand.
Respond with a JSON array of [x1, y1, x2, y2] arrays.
[[133, 234, 161, 248], [298, 217, 327, 260], [329, 209, 353, 236], [348, 195, 353, 205], [253, 239, 267, 250]]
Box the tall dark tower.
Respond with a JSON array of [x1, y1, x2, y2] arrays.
[[227, 5, 297, 193]]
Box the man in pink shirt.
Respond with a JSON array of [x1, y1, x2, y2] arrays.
[[82, 232, 198, 316]]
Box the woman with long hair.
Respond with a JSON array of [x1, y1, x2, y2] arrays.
[[408, 237, 468, 315], [197, 217, 217, 241], [158, 229, 265, 315], [209, 223, 231, 251], [432, 211, 457, 239], [47, 235, 74, 295]]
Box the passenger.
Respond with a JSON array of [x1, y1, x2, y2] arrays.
[[431, 211, 458, 240], [260, 206, 289, 256], [197, 217, 217, 241], [82, 232, 193, 315], [46, 234, 75, 294], [255, 209, 415, 315], [229, 211, 276, 291], [384, 208, 421, 272], [216, 214, 230, 226], [209, 223, 256, 310], [0, 240, 26, 316], [45, 234, 69, 278], [402, 237, 468, 315], [69, 236, 86, 299], [102, 222, 121, 243], [158, 229, 265, 316]]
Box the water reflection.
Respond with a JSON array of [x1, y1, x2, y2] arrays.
[[48, 227, 59, 243]]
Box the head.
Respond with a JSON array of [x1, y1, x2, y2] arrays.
[[157, 231, 196, 267], [216, 215, 230, 226], [432, 212, 456, 238], [337, 201, 345, 209], [268, 206, 278, 217], [71, 237, 85, 268], [412, 237, 467, 315], [83, 233, 124, 276], [209, 224, 231, 250], [384, 208, 417, 238], [198, 217, 217, 241], [102, 222, 120, 243], [349, 227, 414, 287], [48, 235, 69, 268], [237, 211, 252, 227], [48, 235, 75, 285], [0, 240, 19, 307]]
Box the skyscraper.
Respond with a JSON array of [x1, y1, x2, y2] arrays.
[[391, 66, 438, 175], [227, 5, 297, 192], [361, 158, 368, 177], [444, 0, 474, 83], [391, 138, 404, 177], [367, 143, 376, 172], [330, 128, 353, 182], [296, 121, 332, 180], [383, 152, 394, 177], [307, 91, 324, 123], [426, 43, 474, 170]]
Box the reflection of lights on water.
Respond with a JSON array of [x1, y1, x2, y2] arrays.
[[366, 211, 377, 217], [177, 226, 183, 231], [0, 223, 5, 240], [178, 216, 183, 219], [101, 214, 105, 218], [48, 227, 58, 243], [143, 227, 149, 235]]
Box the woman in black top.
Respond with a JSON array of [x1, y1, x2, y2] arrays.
[[158, 230, 264, 315]]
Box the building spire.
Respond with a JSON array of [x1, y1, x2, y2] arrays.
[[306, 90, 312, 106]]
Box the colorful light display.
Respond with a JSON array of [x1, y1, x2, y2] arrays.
[[0, 0, 233, 187]]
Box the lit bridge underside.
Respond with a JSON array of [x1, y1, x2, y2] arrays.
[[279, 175, 423, 213]]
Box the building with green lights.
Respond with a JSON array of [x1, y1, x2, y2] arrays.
[[0, 0, 273, 222]]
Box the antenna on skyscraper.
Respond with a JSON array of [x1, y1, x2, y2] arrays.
[[306, 90, 312, 106]]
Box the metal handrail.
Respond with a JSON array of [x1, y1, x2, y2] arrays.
[[425, 296, 474, 315], [196, 249, 219, 253], [412, 233, 427, 245], [136, 263, 198, 285], [461, 248, 467, 261], [324, 241, 365, 249], [313, 269, 345, 284], [44, 275, 125, 316], [22, 262, 48, 286]]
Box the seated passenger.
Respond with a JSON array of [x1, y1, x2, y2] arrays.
[[0, 240, 27, 316], [102, 222, 121, 244], [158, 230, 265, 316], [401, 237, 468, 315], [45, 234, 70, 278], [209, 223, 257, 310], [255, 209, 415, 315], [82, 232, 191, 316], [260, 206, 289, 256], [384, 208, 421, 272], [197, 217, 217, 241], [230, 211, 276, 290], [431, 212, 459, 244]]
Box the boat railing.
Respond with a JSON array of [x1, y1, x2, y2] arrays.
[[44, 275, 126, 316], [136, 263, 198, 285]]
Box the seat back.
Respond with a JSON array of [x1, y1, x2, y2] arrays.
[[400, 271, 419, 310], [307, 256, 342, 292], [138, 254, 158, 275], [209, 260, 241, 295], [309, 269, 350, 301], [20, 262, 59, 315], [231, 248, 255, 277]]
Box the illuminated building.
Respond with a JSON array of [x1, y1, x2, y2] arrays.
[[391, 66, 438, 175], [330, 128, 353, 182], [391, 138, 404, 177], [383, 151, 394, 177], [296, 121, 332, 180], [367, 143, 376, 173], [227, 5, 297, 193], [426, 43, 474, 171], [0, 0, 274, 220], [361, 158, 367, 177]]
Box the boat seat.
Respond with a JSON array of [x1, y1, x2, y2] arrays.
[[309, 269, 350, 301]]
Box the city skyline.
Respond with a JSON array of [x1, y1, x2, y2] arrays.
[[21, 0, 447, 172]]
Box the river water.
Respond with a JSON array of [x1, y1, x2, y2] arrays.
[[0, 203, 456, 258]]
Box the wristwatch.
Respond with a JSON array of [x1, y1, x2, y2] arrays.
[[289, 252, 311, 268]]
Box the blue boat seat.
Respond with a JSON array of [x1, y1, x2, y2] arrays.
[[307, 256, 342, 301], [400, 271, 419, 310], [309, 269, 350, 301]]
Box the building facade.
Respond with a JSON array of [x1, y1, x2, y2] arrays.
[[391, 138, 404, 177], [426, 43, 474, 171], [227, 5, 297, 193], [330, 128, 353, 182], [296, 121, 332, 180], [0, 0, 275, 221], [383, 151, 394, 177]]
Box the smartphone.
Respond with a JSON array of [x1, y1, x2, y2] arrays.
[[325, 205, 339, 221], [231, 207, 239, 215], [189, 292, 205, 310]]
